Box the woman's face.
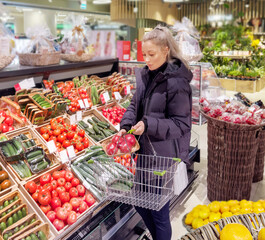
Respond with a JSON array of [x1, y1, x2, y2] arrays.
[[142, 40, 168, 71]]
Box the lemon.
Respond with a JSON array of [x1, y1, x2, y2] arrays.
[[192, 218, 204, 229], [230, 205, 240, 214], [203, 219, 209, 225], [220, 223, 252, 240], [253, 207, 264, 214], [209, 201, 221, 213], [227, 200, 239, 207], [253, 202, 263, 208], [185, 213, 194, 225], [220, 204, 230, 213], [222, 212, 233, 218], [199, 209, 210, 220], [258, 228, 265, 240], [209, 212, 220, 222], [191, 209, 200, 218]]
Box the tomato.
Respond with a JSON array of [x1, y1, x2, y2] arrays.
[[40, 173, 52, 185], [51, 197, 61, 210], [56, 207, 69, 221], [53, 219, 65, 231], [38, 190, 51, 205], [51, 190, 58, 198], [70, 178, 79, 188], [0, 110, 6, 118], [65, 171, 74, 182], [84, 194, 95, 207], [57, 134, 66, 143], [51, 123, 58, 130], [42, 133, 49, 141], [47, 130, 53, 137], [32, 192, 39, 202], [78, 129, 85, 138], [43, 183, 53, 192], [62, 202, 72, 212], [50, 180, 58, 190], [47, 211, 56, 222], [56, 186, 66, 194], [76, 185, 85, 197], [111, 135, 120, 144], [69, 187, 78, 198], [53, 129, 61, 136], [57, 117, 64, 124], [8, 126, 15, 131], [71, 124, 77, 131], [25, 181, 37, 194], [67, 211, 77, 225], [106, 142, 118, 155], [59, 192, 70, 204], [64, 182, 72, 192], [4, 116, 13, 126], [83, 138, 89, 148], [40, 204, 51, 214], [70, 198, 80, 210], [79, 201, 88, 213], [40, 127, 48, 135], [119, 141, 131, 153], [57, 178, 66, 187], [62, 140, 71, 148], [55, 142, 61, 149], [76, 142, 84, 152], [60, 170, 66, 178], [67, 131, 75, 140]]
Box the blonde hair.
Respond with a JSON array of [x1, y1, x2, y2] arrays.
[[142, 25, 189, 69]]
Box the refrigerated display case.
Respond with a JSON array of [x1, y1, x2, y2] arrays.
[[0, 58, 200, 240]]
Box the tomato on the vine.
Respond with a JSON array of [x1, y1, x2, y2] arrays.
[[78, 129, 85, 138], [57, 134, 66, 143], [76, 142, 84, 152], [63, 140, 71, 148], [40, 127, 48, 134]]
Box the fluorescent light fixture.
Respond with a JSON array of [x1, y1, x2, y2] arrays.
[[208, 14, 233, 22], [163, 0, 185, 2], [93, 0, 111, 4]]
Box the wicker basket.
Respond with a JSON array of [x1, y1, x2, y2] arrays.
[[0, 55, 14, 70], [202, 112, 263, 201], [18, 52, 60, 66], [60, 53, 94, 62], [180, 212, 265, 240]]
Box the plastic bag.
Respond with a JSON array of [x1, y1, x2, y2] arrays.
[[19, 26, 56, 54], [172, 17, 203, 62]]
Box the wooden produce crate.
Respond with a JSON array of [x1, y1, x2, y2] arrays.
[[96, 101, 126, 131], [0, 128, 59, 183], [21, 164, 99, 239], [0, 160, 17, 198], [34, 116, 96, 160], [0, 187, 51, 240], [78, 109, 117, 144]]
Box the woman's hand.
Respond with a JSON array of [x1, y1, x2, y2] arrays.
[[131, 121, 145, 135], [117, 129, 127, 136]]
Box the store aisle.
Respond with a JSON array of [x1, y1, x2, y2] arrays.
[[170, 123, 265, 239]]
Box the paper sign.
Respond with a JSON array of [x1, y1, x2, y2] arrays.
[[76, 111, 82, 121], [114, 92, 122, 100], [84, 99, 90, 108], [78, 99, 85, 109], [100, 92, 110, 104], [70, 114, 76, 125], [47, 140, 57, 153], [124, 85, 131, 95], [60, 149, 69, 163], [115, 123, 120, 131], [14, 78, 36, 91], [67, 145, 76, 159]]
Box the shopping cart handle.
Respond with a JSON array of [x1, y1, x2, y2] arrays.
[[173, 158, 181, 162], [128, 129, 136, 134], [153, 170, 166, 177], [87, 159, 94, 164]]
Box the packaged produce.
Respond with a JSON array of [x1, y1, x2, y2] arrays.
[[17, 26, 60, 66], [100, 105, 126, 126], [172, 17, 203, 62]]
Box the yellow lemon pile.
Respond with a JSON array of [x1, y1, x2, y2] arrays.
[[220, 223, 252, 240], [185, 199, 265, 229]]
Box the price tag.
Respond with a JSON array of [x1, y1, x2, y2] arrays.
[[60, 149, 69, 164], [47, 140, 57, 153], [78, 99, 85, 109], [14, 78, 36, 91], [124, 85, 131, 95], [115, 123, 120, 131], [84, 98, 90, 109], [70, 114, 76, 125], [76, 111, 82, 121], [100, 92, 110, 104], [114, 92, 122, 100], [67, 145, 76, 159]]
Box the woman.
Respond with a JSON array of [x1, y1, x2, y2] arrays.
[[119, 26, 193, 240]]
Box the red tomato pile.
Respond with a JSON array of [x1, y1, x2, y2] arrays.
[[25, 170, 96, 231], [0, 110, 27, 133], [106, 134, 136, 155], [38, 117, 90, 153], [43, 79, 55, 90], [114, 154, 136, 175], [101, 106, 126, 125]]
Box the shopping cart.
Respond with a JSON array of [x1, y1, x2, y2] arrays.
[[104, 135, 181, 211]]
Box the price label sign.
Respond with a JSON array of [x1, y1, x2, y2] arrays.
[[124, 85, 131, 95], [70, 114, 76, 125], [47, 140, 57, 153], [84, 98, 90, 109], [59, 149, 69, 164], [67, 145, 76, 159], [76, 111, 82, 121], [100, 92, 110, 104], [114, 92, 122, 100], [78, 99, 85, 109], [14, 77, 36, 91]]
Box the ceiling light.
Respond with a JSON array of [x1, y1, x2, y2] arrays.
[[245, 1, 249, 8], [93, 0, 111, 4]]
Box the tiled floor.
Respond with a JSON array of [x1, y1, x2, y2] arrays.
[[170, 88, 265, 239]]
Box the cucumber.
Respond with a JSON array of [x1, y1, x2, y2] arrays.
[[92, 156, 113, 162], [90, 145, 103, 150], [27, 155, 44, 165], [86, 128, 95, 135], [30, 233, 39, 240], [87, 119, 94, 125], [110, 182, 132, 191], [97, 122, 110, 129], [112, 165, 131, 178], [83, 162, 101, 176], [76, 166, 96, 182], [25, 140, 32, 148], [114, 162, 134, 178], [29, 139, 36, 147], [79, 163, 95, 176], [91, 116, 100, 123], [12, 139, 23, 153], [26, 150, 42, 159], [31, 161, 48, 172], [79, 120, 89, 129], [38, 231, 47, 240], [21, 207, 26, 217], [101, 163, 120, 178], [1, 145, 11, 157], [73, 149, 105, 165], [12, 164, 25, 178], [19, 134, 28, 140], [92, 125, 101, 135], [90, 135, 102, 142], [6, 143, 16, 156], [19, 161, 32, 177], [22, 142, 28, 149]]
